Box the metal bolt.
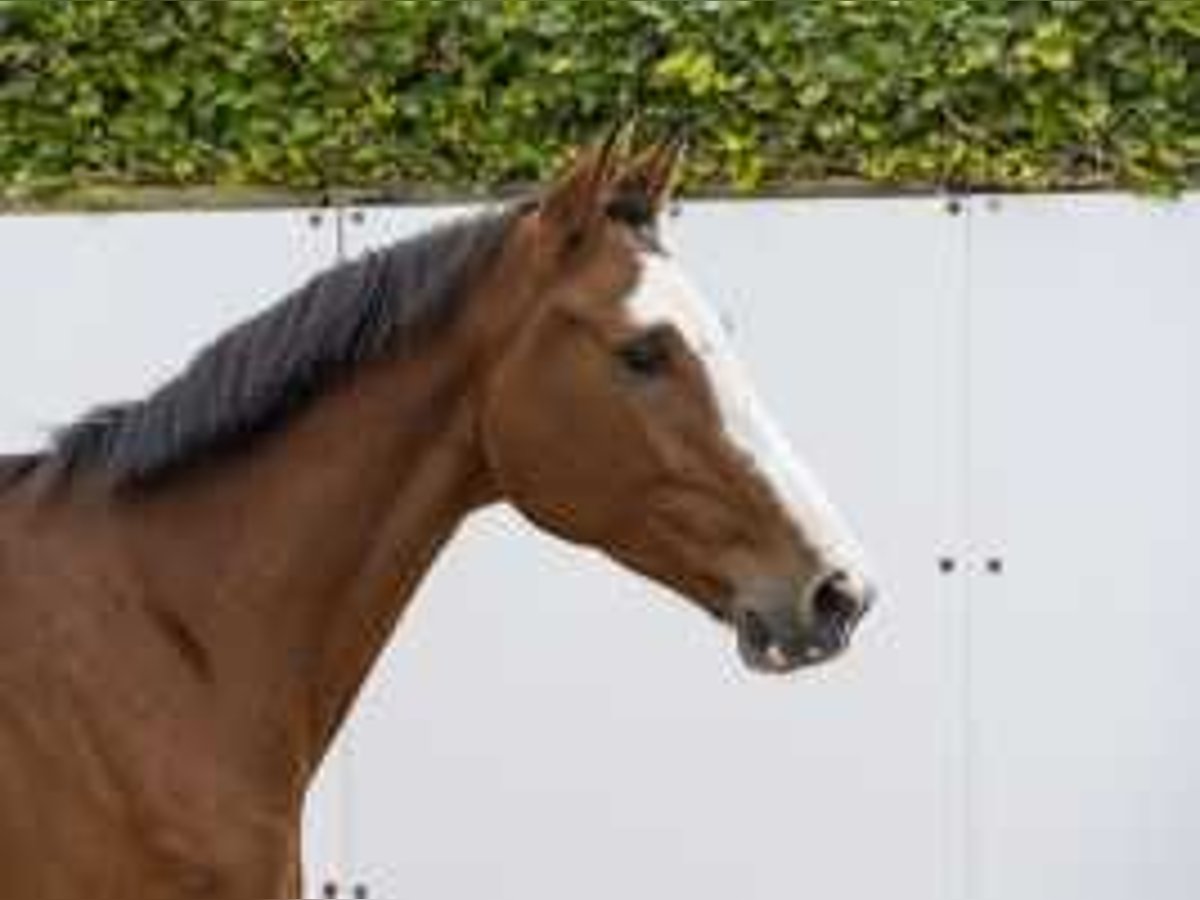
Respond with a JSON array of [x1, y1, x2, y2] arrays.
[[938, 557, 957, 574], [986, 557, 1004, 575], [321, 881, 338, 899], [945, 197, 964, 216], [308, 212, 324, 228], [349, 209, 365, 225]]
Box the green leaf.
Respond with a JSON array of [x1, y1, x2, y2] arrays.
[[1, 0, 1196, 199]]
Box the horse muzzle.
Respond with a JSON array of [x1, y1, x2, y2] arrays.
[[734, 571, 875, 674]]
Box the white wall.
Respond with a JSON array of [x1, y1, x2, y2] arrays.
[[0, 195, 1196, 900]]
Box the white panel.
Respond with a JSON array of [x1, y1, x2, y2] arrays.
[[337, 200, 962, 900], [0, 211, 330, 450], [968, 194, 1200, 900], [0, 209, 346, 891]]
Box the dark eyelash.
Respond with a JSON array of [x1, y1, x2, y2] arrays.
[[618, 328, 672, 377]]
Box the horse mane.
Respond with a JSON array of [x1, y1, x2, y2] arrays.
[[25, 203, 527, 490], [0, 454, 39, 491]]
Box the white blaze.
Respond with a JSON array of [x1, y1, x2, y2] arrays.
[[625, 249, 870, 581]]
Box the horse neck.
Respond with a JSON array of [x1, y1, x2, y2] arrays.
[[105, 335, 496, 785]]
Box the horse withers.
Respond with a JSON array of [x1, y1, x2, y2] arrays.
[[0, 131, 874, 898]]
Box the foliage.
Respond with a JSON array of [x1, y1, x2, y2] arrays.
[[0, 0, 1196, 201]]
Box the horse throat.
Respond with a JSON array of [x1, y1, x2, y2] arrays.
[[296, 358, 495, 763]]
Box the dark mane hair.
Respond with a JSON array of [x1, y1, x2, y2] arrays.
[[0, 454, 39, 490], [33, 203, 526, 489]]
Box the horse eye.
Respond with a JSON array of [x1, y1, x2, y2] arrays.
[[618, 329, 671, 377]]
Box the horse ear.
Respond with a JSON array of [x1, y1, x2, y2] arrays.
[[613, 132, 687, 220], [538, 122, 631, 246]]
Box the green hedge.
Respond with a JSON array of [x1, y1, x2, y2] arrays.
[[0, 0, 1197, 201]]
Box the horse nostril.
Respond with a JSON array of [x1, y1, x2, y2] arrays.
[[810, 572, 870, 629]]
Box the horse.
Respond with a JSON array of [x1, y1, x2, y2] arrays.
[[0, 131, 875, 899]]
